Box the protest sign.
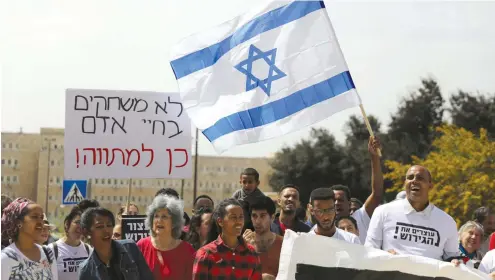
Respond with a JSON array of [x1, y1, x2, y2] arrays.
[[65, 89, 192, 179], [121, 215, 149, 242], [277, 230, 489, 280]]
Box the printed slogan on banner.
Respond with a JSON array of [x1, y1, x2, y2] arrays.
[[121, 215, 149, 243]]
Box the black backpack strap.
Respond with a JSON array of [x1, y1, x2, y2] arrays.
[[53, 242, 58, 260], [83, 243, 90, 255], [42, 246, 53, 264]]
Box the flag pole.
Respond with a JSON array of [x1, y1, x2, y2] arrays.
[[321, 9, 381, 157], [359, 104, 382, 157], [193, 128, 199, 205]]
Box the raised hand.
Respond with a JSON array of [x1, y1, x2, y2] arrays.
[[368, 136, 382, 157]]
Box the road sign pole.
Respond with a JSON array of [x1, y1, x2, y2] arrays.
[[127, 178, 133, 212]]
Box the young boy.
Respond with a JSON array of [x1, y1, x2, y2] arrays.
[[232, 168, 266, 203]]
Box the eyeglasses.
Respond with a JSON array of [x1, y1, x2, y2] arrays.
[[312, 208, 335, 216]]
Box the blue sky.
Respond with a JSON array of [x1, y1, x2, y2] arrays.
[[2, 0, 494, 157]]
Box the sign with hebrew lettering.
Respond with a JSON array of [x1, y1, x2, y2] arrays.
[[65, 89, 192, 179], [121, 215, 149, 242], [277, 230, 489, 280]]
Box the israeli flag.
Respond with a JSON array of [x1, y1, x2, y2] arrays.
[[170, 0, 361, 153]]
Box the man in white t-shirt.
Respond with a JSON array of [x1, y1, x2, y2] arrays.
[[479, 249, 495, 279], [364, 165, 460, 261], [307, 188, 360, 245], [329, 136, 383, 244]]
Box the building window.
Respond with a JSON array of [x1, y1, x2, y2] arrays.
[[56, 177, 61, 184], [49, 195, 53, 200], [138, 196, 142, 202], [7, 159, 11, 165], [13, 176, 17, 183], [1, 143, 5, 149], [16, 144, 19, 149], [1, 159, 4, 165], [101, 180, 105, 185], [54, 144, 58, 149], [6, 176, 10, 182], [95, 179, 99, 184], [50, 160, 55, 166], [107, 179, 111, 184], [113, 196, 117, 201], [132, 196, 135, 202], [119, 196, 123, 202], [8, 143, 12, 149], [139, 180, 142, 186], [107, 196, 110, 201], [14, 159, 18, 166], [120, 180, 124, 185], [100, 196, 104, 201], [50, 177, 54, 183], [1, 176, 3, 182]]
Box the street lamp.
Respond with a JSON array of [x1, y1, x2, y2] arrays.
[[44, 138, 52, 214]]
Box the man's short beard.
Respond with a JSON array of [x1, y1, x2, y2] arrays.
[[282, 208, 295, 215], [313, 215, 334, 231]]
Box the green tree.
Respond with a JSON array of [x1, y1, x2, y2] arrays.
[[450, 91, 495, 136], [386, 78, 445, 163], [384, 125, 495, 225], [341, 115, 382, 202], [268, 128, 346, 205]]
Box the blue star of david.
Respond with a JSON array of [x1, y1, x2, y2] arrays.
[[234, 45, 286, 96]]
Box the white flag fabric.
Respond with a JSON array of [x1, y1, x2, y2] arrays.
[[170, 0, 361, 153], [277, 230, 490, 280]]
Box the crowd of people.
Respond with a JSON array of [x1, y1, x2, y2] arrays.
[[1, 137, 494, 279]]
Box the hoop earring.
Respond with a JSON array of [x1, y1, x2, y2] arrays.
[[18, 224, 22, 229]]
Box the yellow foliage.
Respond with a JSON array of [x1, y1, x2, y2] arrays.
[[384, 125, 495, 226]]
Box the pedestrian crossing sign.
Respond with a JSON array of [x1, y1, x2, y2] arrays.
[[62, 180, 87, 205]]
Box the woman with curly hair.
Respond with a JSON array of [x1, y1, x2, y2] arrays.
[[137, 194, 195, 280]]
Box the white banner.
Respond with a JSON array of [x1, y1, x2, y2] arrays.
[[277, 230, 490, 280], [65, 89, 192, 179]]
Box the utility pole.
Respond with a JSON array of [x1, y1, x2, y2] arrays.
[[44, 139, 52, 213]]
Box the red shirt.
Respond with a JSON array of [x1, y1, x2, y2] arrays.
[[258, 235, 283, 276], [279, 222, 287, 236], [489, 233, 495, 250], [192, 236, 261, 280], [137, 236, 195, 280]]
